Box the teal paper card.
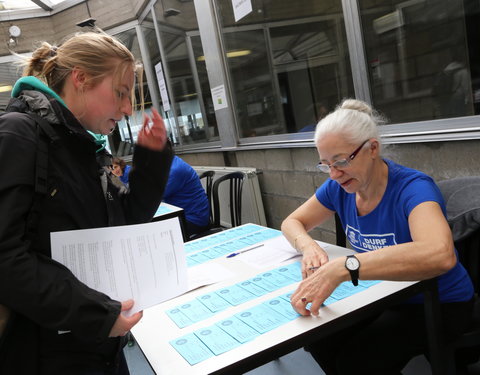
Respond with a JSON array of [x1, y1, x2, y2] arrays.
[[178, 299, 214, 322], [330, 282, 366, 300], [358, 280, 382, 288], [278, 291, 295, 303], [272, 262, 302, 281], [170, 333, 214, 365], [235, 304, 288, 333], [188, 252, 211, 264], [237, 280, 269, 297], [197, 291, 232, 312], [199, 247, 223, 259], [263, 297, 301, 320], [248, 275, 279, 292], [165, 307, 194, 328], [216, 284, 256, 306], [216, 316, 260, 343], [259, 270, 295, 288], [194, 324, 241, 355], [272, 265, 302, 282]]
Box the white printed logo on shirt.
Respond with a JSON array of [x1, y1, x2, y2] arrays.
[[346, 225, 397, 251]]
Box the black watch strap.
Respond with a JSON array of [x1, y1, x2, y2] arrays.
[[349, 268, 359, 286]]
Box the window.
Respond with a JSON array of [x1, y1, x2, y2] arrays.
[[111, 28, 155, 156], [214, 0, 354, 138], [153, 0, 219, 146], [359, 0, 480, 123], [0, 57, 23, 111]]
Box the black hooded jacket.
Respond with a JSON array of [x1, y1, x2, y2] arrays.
[[0, 88, 173, 374]]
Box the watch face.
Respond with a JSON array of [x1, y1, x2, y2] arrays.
[[346, 256, 360, 270], [9, 26, 21, 37]]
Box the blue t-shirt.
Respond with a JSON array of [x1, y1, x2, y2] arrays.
[[316, 159, 473, 303], [163, 156, 210, 227], [120, 164, 131, 185]]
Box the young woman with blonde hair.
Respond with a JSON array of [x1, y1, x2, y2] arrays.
[[0, 32, 173, 374]]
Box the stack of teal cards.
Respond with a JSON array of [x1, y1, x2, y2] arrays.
[[168, 260, 381, 365], [184, 224, 283, 266]]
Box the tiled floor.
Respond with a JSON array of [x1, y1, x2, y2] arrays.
[[125, 336, 480, 375]]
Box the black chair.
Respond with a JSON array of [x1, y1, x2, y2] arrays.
[[198, 170, 215, 226], [212, 172, 245, 228], [437, 177, 480, 374]]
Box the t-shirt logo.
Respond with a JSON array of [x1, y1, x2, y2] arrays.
[[346, 225, 397, 251]]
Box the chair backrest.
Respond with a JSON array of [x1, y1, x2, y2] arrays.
[[199, 170, 215, 225], [437, 177, 480, 367], [437, 177, 480, 293], [212, 171, 245, 228]]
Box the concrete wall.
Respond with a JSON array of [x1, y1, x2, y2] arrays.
[[179, 139, 480, 242], [0, 0, 149, 55]]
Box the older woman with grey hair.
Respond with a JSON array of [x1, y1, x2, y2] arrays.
[[281, 99, 473, 374]]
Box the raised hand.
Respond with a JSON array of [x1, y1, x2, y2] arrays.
[[137, 107, 168, 151]]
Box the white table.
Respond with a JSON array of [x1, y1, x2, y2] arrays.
[[132, 227, 446, 375]]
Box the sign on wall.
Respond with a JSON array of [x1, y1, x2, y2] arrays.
[[232, 0, 252, 22], [155, 62, 171, 112]]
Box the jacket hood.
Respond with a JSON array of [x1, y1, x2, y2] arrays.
[[11, 76, 107, 152]]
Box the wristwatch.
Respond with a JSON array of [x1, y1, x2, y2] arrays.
[[345, 255, 360, 286]]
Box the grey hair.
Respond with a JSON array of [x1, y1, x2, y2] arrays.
[[314, 99, 385, 146]]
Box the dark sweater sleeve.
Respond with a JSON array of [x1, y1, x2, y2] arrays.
[[0, 113, 120, 343], [122, 141, 174, 223]]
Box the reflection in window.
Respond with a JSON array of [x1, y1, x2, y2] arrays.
[[270, 21, 354, 133], [191, 35, 219, 140], [0, 60, 22, 111], [110, 28, 146, 157], [139, 21, 179, 144], [360, 0, 480, 122], [214, 0, 354, 138], [223, 29, 280, 137], [162, 31, 205, 144], [154, 0, 219, 145]]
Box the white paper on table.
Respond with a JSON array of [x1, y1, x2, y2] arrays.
[[187, 262, 235, 291], [236, 235, 330, 269], [235, 235, 299, 268], [50, 218, 187, 315]]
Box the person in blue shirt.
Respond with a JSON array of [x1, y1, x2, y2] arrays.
[[281, 99, 474, 375], [163, 156, 210, 238], [112, 157, 131, 187]]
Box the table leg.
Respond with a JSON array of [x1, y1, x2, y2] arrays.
[[423, 278, 454, 375]]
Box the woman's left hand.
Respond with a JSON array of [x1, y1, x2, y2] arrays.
[[300, 244, 329, 279], [137, 107, 168, 151]]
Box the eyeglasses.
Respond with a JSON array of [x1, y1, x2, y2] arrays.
[[316, 139, 370, 173]]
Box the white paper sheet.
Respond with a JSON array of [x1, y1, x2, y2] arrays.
[[187, 262, 235, 291], [236, 235, 330, 269], [232, 0, 252, 22], [51, 218, 187, 314]]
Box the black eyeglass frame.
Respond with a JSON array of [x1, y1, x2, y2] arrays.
[[316, 139, 370, 173]]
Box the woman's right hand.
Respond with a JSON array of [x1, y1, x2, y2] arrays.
[[136, 108, 168, 151], [109, 299, 143, 337], [300, 242, 329, 279]]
